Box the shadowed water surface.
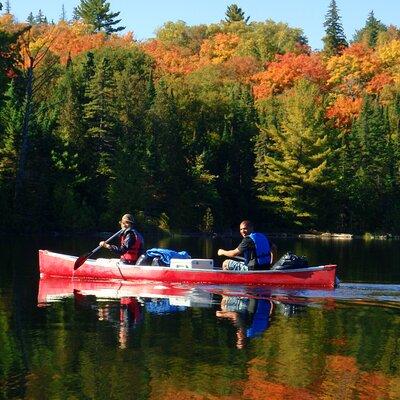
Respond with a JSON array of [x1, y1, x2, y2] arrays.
[[0, 235, 399, 399]]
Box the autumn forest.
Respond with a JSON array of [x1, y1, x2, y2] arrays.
[[1, 0, 400, 234]]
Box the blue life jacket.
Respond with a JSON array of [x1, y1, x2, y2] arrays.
[[246, 300, 272, 338], [249, 232, 271, 266]]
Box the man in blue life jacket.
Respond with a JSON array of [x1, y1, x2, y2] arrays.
[[217, 220, 275, 271]]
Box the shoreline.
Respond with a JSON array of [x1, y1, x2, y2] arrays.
[[2, 230, 400, 240], [171, 231, 400, 240]]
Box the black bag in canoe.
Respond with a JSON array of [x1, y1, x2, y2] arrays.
[[271, 252, 309, 270]]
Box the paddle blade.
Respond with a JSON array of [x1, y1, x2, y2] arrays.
[[74, 254, 89, 270]]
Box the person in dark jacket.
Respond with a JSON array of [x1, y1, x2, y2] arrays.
[[99, 213, 144, 264], [217, 220, 276, 271]]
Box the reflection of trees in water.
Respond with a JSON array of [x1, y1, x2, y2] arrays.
[[2, 293, 400, 399]]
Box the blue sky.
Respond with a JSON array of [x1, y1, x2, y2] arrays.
[[6, 0, 400, 50]]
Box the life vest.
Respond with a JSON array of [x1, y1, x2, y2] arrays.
[[246, 300, 273, 338], [120, 228, 144, 264], [249, 232, 271, 267]]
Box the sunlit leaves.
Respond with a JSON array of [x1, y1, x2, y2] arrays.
[[326, 95, 363, 128], [142, 39, 199, 76], [199, 33, 241, 64], [326, 43, 382, 95], [255, 80, 332, 226], [46, 21, 134, 64], [252, 53, 328, 100], [376, 39, 400, 75]]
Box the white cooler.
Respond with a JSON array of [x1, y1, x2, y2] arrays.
[[170, 258, 214, 269]]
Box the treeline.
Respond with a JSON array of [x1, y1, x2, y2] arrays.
[[1, 0, 400, 234]]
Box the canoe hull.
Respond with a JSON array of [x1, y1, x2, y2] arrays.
[[38, 250, 337, 288]]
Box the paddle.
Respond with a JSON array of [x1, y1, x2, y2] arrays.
[[73, 229, 123, 270]]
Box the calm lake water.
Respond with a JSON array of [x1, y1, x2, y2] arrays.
[[1, 234, 400, 400]]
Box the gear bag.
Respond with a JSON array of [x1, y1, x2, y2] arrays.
[[271, 252, 308, 270]]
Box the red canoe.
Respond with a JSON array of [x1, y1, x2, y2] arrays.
[[39, 250, 337, 288]]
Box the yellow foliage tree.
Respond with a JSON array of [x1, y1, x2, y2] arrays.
[[199, 32, 240, 64], [376, 39, 400, 83], [326, 43, 382, 96]]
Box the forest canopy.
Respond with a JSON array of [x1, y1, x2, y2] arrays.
[[1, 1, 400, 234]]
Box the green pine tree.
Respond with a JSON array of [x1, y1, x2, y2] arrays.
[[322, 0, 348, 55], [35, 9, 47, 24], [75, 0, 125, 34], [146, 80, 191, 228], [83, 55, 118, 201], [27, 12, 34, 24], [49, 62, 94, 230], [254, 80, 332, 228], [60, 4, 67, 22], [0, 80, 22, 180], [219, 83, 258, 222], [225, 4, 250, 23], [350, 97, 393, 231], [56, 63, 85, 144], [103, 51, 154, 225], [353, 11, 387, 48], [0, 80, 23, 228], [84, 56, 116, 146]]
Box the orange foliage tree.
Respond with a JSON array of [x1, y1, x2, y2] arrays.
[[220, 55, 261, 83], [42, 21, 134, 64], [366, 72, 394, 94], [251, 52, 329, 100], [141, 39, 199, 76], [326, 95, 363, 128], [326, 43, 382, 96]]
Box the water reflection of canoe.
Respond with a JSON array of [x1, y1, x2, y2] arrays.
[[37, 277, 213, 308], [37, 277, 194, 304], [39, 250, 337, 288]]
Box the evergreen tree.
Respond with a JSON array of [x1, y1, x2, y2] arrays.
[[353, 11, 387, 48], [0, 81, 22, 228], [27, 12, 34, 24], [103, 50, 154, 225], [56, 64, 85, 145], [218, 83, 258, 223], [4, 0, 10, 14], [81, 51, 96, 89], [75, 0, 125, 34], [35, 9, 47, 24], [82, 55, 118, 217], [334, 125, 359, 232], [349, 97, 393, 231], [0, 81, 22, 180], [225, 4, 249, 23], [60, 4, 67, 22], [84, 56, 116, 144], [146, 80, 191, 228], [50, 62, 95, 230], [72, 6, 79, 21], [322, 0, 347, 55], [254, 80, 332, 228]]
